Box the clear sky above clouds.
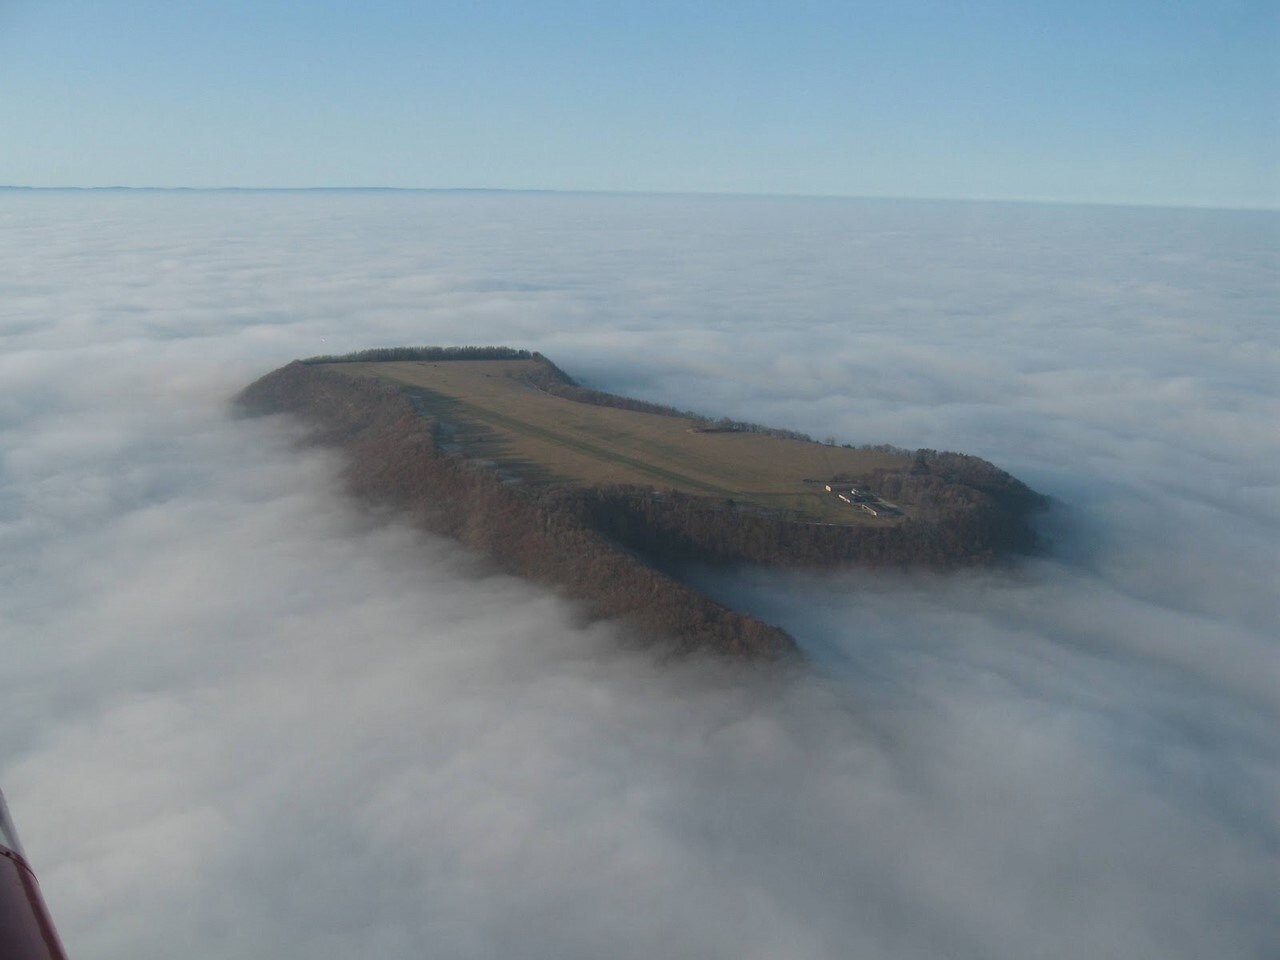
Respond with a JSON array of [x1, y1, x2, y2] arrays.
[[1, 0, 1276, 207]]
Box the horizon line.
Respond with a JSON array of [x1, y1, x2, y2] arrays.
[[0, 184, 1273, 215]]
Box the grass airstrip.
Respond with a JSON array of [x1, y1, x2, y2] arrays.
[[327, 359, 910, 524]]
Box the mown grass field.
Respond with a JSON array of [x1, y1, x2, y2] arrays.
[[327, 359, 911, 523]]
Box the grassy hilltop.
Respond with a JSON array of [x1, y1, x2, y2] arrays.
[[322, 356, 911, 525], [237, 347, 1046, 657]]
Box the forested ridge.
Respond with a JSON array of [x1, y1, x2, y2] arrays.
[[235, 354, 1045, 656], [235, 361, 798, 657]]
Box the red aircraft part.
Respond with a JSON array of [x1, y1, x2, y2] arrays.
[[0, 792, 68, 960]]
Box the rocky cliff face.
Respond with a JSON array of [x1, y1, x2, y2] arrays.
[[235, 359, 1045, 658]]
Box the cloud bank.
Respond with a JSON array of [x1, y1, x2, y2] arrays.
[[1, 191, 1276, 958]]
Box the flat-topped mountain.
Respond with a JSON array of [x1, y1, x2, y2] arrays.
[[236, 347, 1046, 657]]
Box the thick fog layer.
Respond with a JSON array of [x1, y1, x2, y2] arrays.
[[1, 192, 1276, 959]]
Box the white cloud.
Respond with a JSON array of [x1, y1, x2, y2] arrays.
[[0, 191, 1276, 959]]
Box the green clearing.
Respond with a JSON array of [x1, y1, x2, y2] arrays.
[[327, 359, 911, 523]]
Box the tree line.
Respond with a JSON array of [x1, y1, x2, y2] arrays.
[[301, 345, 536, 364]]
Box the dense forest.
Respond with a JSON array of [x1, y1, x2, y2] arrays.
[[235, 354, 1046, 657]]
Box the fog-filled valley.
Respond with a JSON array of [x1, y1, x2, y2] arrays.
[[2, 191, 1276, 958]]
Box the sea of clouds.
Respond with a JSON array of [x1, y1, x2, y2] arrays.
[[1, 190, 1276, 959]]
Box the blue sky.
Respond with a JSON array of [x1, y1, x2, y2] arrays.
[[1, 0, 1275, 207]]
